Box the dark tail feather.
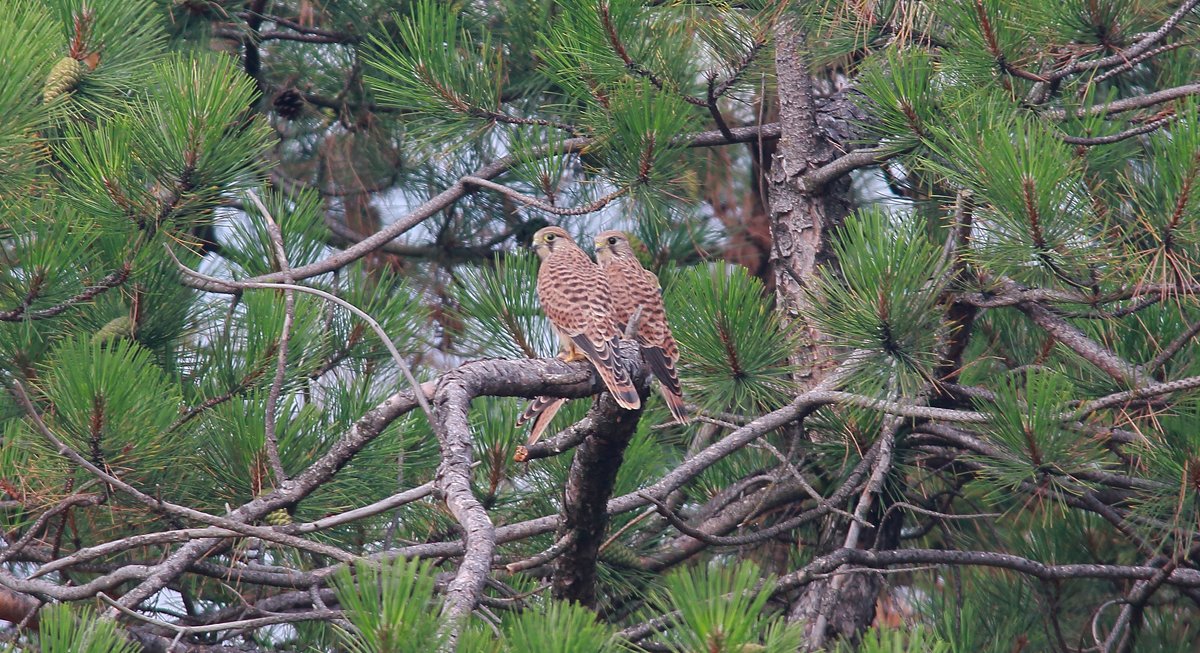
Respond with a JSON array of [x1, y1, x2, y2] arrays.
[[659, 386, 688, 424], [517, 395, 558, 427], [523, 397, 567, 445], [571, 334, 641, 410], [641, 345, 682, 396]]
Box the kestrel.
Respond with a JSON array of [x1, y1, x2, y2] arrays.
[[519, 227, 640, 443], [595, 230, 686, 424]]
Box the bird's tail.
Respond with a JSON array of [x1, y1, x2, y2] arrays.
[[517, 396, 568, 445], [658, 386, 688, 424], [571, 334, 641, 410], [641, 345, 687, 423]]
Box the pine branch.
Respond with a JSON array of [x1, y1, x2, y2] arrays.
[[461, 176, 628, 216], [1015, 297, 1148, 387], [797, 147, 892, 193], [1047, 82, 1200, 119], [637, 449, 871, 550], [1103, 555, 1181, 652], [181, 122, 782, 293], [1093, 39, 1199, 83], [235, 10, 361, 43], [956, 281, 1200, 307], [778, 548, 1200, 590], [1058, 115, 1176, 145], [0, 265, 131, 322], [101, 592, 342, 641], [1048, 0, 1200, 80], [513, 416, 592, 462], [0, 492, 105, 566], [1147, 315, 1200, 373]]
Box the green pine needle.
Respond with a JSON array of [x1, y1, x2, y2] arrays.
[[34, 603, 137, 653], [810, 207, 948, 396], [667, 264, 799, 413], [452, 252, 558, 359], [332, 556, 447, 653]]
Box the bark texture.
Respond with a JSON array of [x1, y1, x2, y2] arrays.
[[551, 388, 646, 605], [766, 17, 879, 643], [766, 19, 856, 383]]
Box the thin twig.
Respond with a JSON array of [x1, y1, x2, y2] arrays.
[[98, 592, 339, 636], [1058, 115, 1175, 146], [249, 190, 291, 485], [503, 533, 575, 573], [1147, 315, 1200, 373], [166, 244, 435, 424], [461, 176, 628, 216]]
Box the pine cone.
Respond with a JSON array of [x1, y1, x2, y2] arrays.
[[272, 88, 304, 120], [265, 508, 293, 526], [92, 316, 135, 346], [43, 57, 87, 104], [598, 541, 642, 568]]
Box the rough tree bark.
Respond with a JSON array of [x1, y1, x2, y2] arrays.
[[765, 16, 883, 644], [551, 388, 646, 605], [766, 18, 855, 383]]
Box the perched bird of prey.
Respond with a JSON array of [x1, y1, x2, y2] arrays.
[[519, 226, 640, 444], [595, 230, 686, 424]]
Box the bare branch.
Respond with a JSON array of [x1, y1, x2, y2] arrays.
[[180, 123, 781, 294], [461, 176, 628, 216], [1046, 83, 1200, 119], [777, 548, 1200, 591], [1015, 297, 1148, 387], [249, 190, 291, 485]]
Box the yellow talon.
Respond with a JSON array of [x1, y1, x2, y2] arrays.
[[560, 350, 587, 363]]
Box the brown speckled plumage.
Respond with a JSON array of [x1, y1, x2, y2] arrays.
[[520, 227, 639, 443], [595, 230, 687, 424]]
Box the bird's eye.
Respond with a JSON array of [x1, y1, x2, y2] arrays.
[[607, 237, 617, 245], [545, 233, 556, 241]]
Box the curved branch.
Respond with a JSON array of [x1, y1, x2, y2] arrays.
[[181, 123, 780, 294]]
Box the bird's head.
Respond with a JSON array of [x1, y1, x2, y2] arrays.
[[530, 226, 573, 260], [594, 230, 634, 263]]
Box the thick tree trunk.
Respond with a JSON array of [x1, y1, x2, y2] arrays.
[[766, 16, 879, 644], [766, 19, 853, 383]]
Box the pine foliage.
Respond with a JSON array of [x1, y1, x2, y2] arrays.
[[0, 0, 1198, 651]]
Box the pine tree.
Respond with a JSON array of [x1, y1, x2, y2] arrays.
[[0, 1, 1198, 652]]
